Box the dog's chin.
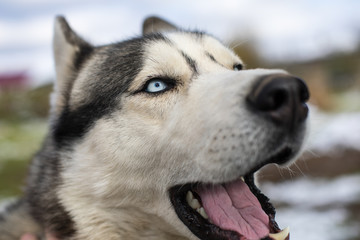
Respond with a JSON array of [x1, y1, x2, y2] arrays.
[[169, 147, 294, 240]]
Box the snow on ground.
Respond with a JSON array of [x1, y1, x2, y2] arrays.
[[307, 106, 360, 153], [262, 174, 360, 240], [276, 208, 358, 240], [263, 174, 360, 208]]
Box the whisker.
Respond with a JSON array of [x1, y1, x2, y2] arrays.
[[229, 39, 251, 50], [293, 162, 306, 178]]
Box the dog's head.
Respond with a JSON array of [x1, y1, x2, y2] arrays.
[[52, 16, 309, 240]]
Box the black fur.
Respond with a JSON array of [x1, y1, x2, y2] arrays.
[[26, 138, 76, 238], [205, 51, 225, 68], [180, 51, 198, 75], [24, 34, 170, 238], [54, 34, 168, 146]]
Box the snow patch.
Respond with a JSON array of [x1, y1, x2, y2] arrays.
[[307, 106, 360, 153], [262, 174, 360, 208], [262, 175, 360, 240]]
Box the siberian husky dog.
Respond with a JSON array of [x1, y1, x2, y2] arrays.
[[0, 16, 309, 240]]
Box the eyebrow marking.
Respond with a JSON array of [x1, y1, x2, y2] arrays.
[[206, 52, 216, 62], [205, 51, 225, 68], [180, 51, 198, 75]]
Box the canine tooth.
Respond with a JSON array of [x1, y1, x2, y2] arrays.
[[186, 191, 194, 206], [197, 207, 209, 219], [241, 177, 245, 182], [269, 227, 290, 240]]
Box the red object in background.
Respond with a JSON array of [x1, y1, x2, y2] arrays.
[[0, 72, 29, 89]]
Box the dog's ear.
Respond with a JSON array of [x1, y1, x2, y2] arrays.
[[52, 16, 94, 115], [142, 16, 178, 35]]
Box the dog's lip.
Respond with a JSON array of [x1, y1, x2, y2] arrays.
[[169, 182, 241, 240], [169, 176, 282, 240], [248, 146, 294, 175], [169, 147, 294, 240]]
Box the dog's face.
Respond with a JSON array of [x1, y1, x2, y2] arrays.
[[53, 17, 308, 240]]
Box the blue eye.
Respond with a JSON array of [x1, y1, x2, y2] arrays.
[[145, 79, 168, 93]]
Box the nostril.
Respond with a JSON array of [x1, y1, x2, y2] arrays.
[[264, 88, 289, 111], [251, 82, 290, 112], [247, 74, 309, 129]]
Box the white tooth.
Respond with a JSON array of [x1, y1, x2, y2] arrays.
[[240, 177, 245, 182], [190, 199, 201, 210], [186, 191, 194, 206], [197, 207, 209, 219], [269, 227, 290, 240]]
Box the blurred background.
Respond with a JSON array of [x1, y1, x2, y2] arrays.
[[0, 0, 359, 239]]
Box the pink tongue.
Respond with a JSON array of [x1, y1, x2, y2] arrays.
[[196, 179, 270, 240]]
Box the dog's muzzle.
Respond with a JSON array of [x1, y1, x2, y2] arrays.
[[169, 72, 309, 240]]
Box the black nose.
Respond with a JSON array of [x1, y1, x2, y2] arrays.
[[247, 74, 309, 130]]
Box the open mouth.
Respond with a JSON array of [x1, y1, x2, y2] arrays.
[[169, 147, 293, 240]]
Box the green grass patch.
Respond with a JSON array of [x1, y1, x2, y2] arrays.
[[0, 120, 47, 162], [0, 120, 47, 199], [0, 160, 29, 198]]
